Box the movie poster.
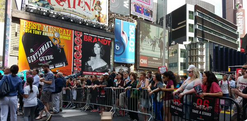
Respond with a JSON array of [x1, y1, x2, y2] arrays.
[[73, 31, 111, 75], [114, 19, 136, 64], [18, 20, 73, 75], [26, 0, 108, 25]]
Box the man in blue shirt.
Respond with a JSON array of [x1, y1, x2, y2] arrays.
[[51, 72, 66, 114], [37, 64, 55, 121]]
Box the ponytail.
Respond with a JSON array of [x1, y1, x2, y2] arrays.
[[27, 77, 34, 93]]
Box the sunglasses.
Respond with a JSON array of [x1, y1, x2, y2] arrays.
[[187, 71, 192, 73], [242, 67, 247, 70]]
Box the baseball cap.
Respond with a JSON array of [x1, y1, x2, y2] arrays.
[[187, 65, 196, 71], [103, 72, 109, 76]]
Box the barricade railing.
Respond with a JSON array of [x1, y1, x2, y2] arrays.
[[242, 103, 247, 120], [62, 87, 87, 109], [167, 94, 241, 121], [62, 87, 243, 121], [112, 88, 153, 121], [80, 86, 115, 111]]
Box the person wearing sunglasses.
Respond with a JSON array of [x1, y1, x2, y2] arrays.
[[172, 65, 202, 119]]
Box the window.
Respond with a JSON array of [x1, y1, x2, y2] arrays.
[[169, 63, 178, 68], [180, 62, 186, 71], [197, 24, 236, 42], [189, 37, 193, 42], [180, 49, 186, 58], [197, 12, 236, 33], [189, 11, 194, 20], [189, 24, 194, 32]]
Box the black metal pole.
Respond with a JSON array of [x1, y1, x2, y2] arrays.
[[2, 0, 9, 68]]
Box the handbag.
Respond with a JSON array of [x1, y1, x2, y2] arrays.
[[0, 76, 10, 98]]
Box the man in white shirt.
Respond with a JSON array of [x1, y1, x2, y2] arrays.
[[232, 63, 247, 121], [32, 69, 40, 87]]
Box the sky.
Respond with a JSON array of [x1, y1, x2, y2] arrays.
[[167, 0, 223, 17]]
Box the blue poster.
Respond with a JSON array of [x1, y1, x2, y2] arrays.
[[114, 19, 136, 63]]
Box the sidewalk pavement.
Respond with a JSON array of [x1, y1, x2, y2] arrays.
[[17, 109, 129, 121]]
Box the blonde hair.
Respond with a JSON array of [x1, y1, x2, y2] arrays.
[[190, 67, 200, 79]]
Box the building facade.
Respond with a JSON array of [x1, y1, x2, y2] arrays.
[[168, 3, 246, 73]]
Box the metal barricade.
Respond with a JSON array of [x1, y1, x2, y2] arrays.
[[62, 87, 87, 109], [113, 88, 153, 121], [165, 93, 241, 121], [80, 87, 115, 111], [242, 104, 247, 120], [62, 86, 243, 121]]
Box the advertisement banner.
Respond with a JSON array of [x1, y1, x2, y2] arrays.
[[18, 20, 73, 75], [131, 0, 153, 21], [115, 66, 129, 73], [73, 31, 111, 75], [26, 0, 108, 25], [138, 21, 163, 68], [114, 19, 136, 64], [236, 9, 245, 38], [190, 96, 216, 121], [110, 0, 130, 15], [170, 95, 183, 117]]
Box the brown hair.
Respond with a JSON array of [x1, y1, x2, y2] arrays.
[[130, 73, 137, 81]]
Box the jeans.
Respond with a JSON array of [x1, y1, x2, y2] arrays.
[[52, 92, 61, 113], [153, 101, 163, 121], [24, 106, 36, 121], [0, 96, 18, 121]]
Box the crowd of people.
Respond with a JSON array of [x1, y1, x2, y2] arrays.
[[1, 63, 247, 121], [0, 64, 66, 121]]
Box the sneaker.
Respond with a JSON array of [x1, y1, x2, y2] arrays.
[[46, 114, 52, 121]]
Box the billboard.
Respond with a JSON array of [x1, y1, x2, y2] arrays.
[[235, 0, 246, 38], [137, 21, 163, 68], [131, 0, 153, 21], [73, 31, 112, 75], [110, 0, 130, 15], [18, 20, 73, 75], [114, 19, 136, 64], [26, 0, 108, 25]]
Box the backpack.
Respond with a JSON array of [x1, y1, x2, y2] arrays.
[[0, 76, 10, 98], [220, 80, 229, 87]]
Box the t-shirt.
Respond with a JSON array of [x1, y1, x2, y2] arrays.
[[202, 82, 222, 93], [86, 79, 92, 86], [33, 75, 40, 87], [43, 71, 55, 92], [150, 81, 163, 100], [164, 80, 174, 100], [219, 80, 229, 94], [237, 76, 247, 92], [23, 85, 39, 107], [201, 82, 222, 113], [229, 80, 236, 88], [92, 80, 100, 85]]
